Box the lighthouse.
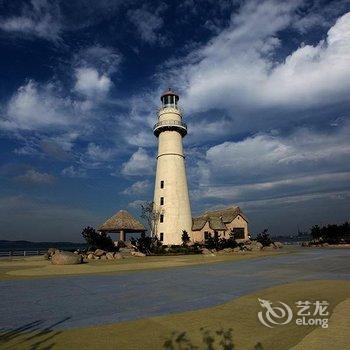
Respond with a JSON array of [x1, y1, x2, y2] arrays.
[[153, 89, 192, 245]]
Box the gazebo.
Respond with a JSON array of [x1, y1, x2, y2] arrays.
[[98, 210, 146, 241]]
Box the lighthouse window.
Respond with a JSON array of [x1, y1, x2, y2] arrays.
[[163, 95, 175, 108], [160, 197, 164, 205], [160, 214, 164, 223], [159, 232, 164, 241], [160, 180, 164, 189]]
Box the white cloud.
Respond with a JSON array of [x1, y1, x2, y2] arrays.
[[128, 4, 167, 44], [165, 2, 350, 116], [0, 0, 61, 41], [127, 130, 155, 148], [193, 121, 350, 202], [122, 180, 150, 195], [121, 148, 154, 176], [73, 45, 120, 101], [75, 45, 121, 74], [1, 80, 72, 131], [74, 68, 112, 98], [128, 199, 148, 209], [14, 169, 56, 185], [86, 142, 115, 162], [14, 143, 37, 156], [61, 165, 87, 178]]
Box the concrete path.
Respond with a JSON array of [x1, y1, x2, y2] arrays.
[[0, 248, 349, 331]]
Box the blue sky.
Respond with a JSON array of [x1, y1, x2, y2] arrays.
[[0, 0, 350, 241]]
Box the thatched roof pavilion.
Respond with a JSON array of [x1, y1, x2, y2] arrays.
[[99, 210, 145, 241]]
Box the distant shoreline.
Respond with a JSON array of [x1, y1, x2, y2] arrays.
[[0, 240, 86, 252]]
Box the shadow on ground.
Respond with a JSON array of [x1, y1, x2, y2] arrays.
[[0, 317, 70, 350], [163, 328, 264, 350]]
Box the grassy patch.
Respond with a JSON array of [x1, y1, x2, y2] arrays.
[[0, 280, 349, 350], [0, 247, 296, 280]]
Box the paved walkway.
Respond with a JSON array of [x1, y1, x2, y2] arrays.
[[1, 248, 349, 331]]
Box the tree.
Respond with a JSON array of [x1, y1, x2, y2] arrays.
[[310, 225, 322, 241], [81, 226, 115, 251], [181, 230, 190, 246], [205, 235, 217, 249], [309, 221, 350, 244], [130, 232, 163, 255], [140, 201, 162, 237], [256, 229, 273, 247]]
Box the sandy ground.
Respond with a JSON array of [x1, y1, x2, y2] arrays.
[[1, 248, 349, 349], [1, 280, 349, 350], [0, 248, 291, 280]]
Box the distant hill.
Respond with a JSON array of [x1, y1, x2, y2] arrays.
[[0, 240, 83, 244], [0, 240, 86, 252]]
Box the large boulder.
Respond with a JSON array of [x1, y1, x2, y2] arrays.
[[51, 251, 83, 265], [113, 252, 124, 259], [274, 241, 284, 249], [201, 248, 216, 256], [262, 244, 275, 251], [106, 252, 114, 260], [94, 249, 106, 257], [124, 241, 137, 250], [46, 248, 59, 259], [47, 247, 58, 255], [131, 251, 146, 257], [222, 248, 234, 253], [119, 248, 133, 255], [87, 253, 94, 260], [251, 242, 263, 251]]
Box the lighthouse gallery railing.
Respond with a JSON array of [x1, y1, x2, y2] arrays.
[[153, 120, 187, 136]]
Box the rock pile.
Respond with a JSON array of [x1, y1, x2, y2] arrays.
[[81, 249, 124, 260], [261, 242, 284, 250], [301, 242, 330, 247], [131, 251, 146, 257], [200, 240, 283, 255]]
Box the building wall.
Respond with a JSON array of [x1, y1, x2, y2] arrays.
[[153, 108, 192, 245], [191, 214, 249, 243], [224, 215, 249, 242], [191, 222, 211, 243]]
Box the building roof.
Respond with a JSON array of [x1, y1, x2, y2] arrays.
[[192, 206, 247, 231], [161, 88, 179, 100], [99, 210, 146, 232], [208, 217, 227, 231], [192, 217, 208, 231]]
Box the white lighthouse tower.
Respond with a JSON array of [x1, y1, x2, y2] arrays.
[[153, 89, 192, 245]]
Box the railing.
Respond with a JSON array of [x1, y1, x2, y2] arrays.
[[153, 120, 187, 136], [157, 106, 184, 115], [0, 250, 47, 258]]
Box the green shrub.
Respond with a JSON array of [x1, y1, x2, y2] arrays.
[[205, 235, 238, 250], [165, 244, 201, 255], [181, 230, 190, 246], [130, 232, 163, 255], [81, 226, 115, 251], [310, 221, 350, 244], [256, 229, 273, 247]]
